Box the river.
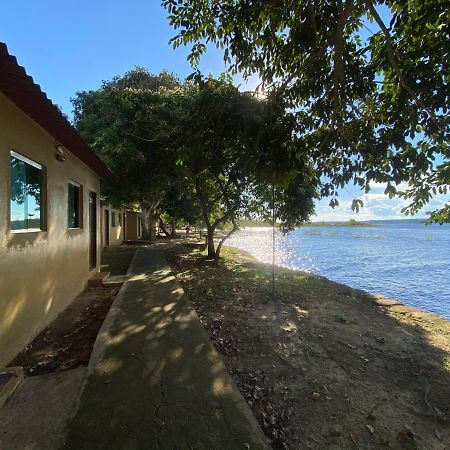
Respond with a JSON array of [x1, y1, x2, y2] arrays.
[[225, 219, 450, 319]]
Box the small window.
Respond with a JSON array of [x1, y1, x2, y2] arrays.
[[111, 211, 116, 227], [68, 181, 81, 228], [10, 151, 44, 231]]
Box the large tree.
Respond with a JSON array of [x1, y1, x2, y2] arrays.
[[163, 0, 449, 222], [179, 75, 317, 258], [72, 68, 186, 239]]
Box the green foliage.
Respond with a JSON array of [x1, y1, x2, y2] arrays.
[[72, 69, 186, 232], [178, 75, 317, 257], [163, 0, 450, 222]]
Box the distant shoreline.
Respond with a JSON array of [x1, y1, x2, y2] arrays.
[[301, 219, 377, 227]]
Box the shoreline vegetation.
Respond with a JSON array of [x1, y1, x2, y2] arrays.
[[166, 240, 450, 449], [237, 218, 378, 228]]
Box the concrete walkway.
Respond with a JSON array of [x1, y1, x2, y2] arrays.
[[63, 245, 269, 450]]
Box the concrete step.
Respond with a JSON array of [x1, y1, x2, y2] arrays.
[[88, 272, 110, 287]]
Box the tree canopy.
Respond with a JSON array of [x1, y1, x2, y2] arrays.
[[74, 69, 318, 253], [179, 75, 317, 258], [163, 0, 449, 222], [72, 68, 186, 239]]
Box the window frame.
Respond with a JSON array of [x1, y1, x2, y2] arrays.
[[68, 180, 82, 229], [10, 150, 45, 233]]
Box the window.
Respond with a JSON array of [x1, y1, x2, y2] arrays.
[[10, 151, 44, 231], [68, 181, 81, 228], [118, 212, 122, 226], [111, 211, 116, 227]]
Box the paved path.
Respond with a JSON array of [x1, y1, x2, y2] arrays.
[[0, 367, 86, 450], [63, 245, 269, 450]]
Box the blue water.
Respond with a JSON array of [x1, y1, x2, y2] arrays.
[[226, 220, 450, 319]]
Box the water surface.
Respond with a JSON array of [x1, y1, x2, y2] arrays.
[[226, 220, 450, 319]]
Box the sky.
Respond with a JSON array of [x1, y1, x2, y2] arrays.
[[1, 1, 446, 222]]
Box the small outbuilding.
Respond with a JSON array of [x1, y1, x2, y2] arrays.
[[100, 205, 126, 247]]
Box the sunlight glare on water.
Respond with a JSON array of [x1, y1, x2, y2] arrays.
[[226, 227, 321, 273], [226, 221, 450, 319]]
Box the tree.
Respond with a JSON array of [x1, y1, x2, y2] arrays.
[[72, 68, 186, 239], [179, 75, 317, 259], [163, 0, 449, 222], [159, 184, 200, 236]]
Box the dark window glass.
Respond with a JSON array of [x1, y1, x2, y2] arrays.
[[111, 211, 116, 227], [10, 152, 43, 231], [68, 183, 81, 228]]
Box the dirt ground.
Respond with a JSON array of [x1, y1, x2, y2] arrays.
[[165, 244, 450, 450], [9, 284, 121, 377], [10, 246, 136, 376]]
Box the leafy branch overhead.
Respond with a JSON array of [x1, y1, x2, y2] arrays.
[[163, 0, 450, 222]]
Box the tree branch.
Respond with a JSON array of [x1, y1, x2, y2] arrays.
[[366, 0, 445, 134], [333, 0, 353, 122], [122, 130, 156, 142], [215, 219, 238, 259]]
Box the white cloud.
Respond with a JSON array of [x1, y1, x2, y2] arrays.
[[313, 190, 448, 222]]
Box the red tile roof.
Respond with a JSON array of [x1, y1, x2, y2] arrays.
[[0, 42, 112, 178]]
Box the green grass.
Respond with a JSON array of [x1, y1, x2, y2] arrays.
[[443, 356, 450, 372]]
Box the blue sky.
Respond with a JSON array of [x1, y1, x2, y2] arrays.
[[1, 1, 445, 221]]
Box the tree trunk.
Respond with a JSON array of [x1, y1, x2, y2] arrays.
[[206, 226, 216, 258], [170, 216, 178, 236], [215, 223, 238, 259], [141, 207, 158, 240], [158, 215, 170, 236]]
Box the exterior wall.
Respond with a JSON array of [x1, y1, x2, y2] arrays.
[[125, 211, 142, 240], [0, 92, 101, 366], [100, 206, 125, 247]]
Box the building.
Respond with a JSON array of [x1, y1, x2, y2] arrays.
[[0, 43, 111, 366], [101, 205, 126, 247], [124, 210, 142, 241]]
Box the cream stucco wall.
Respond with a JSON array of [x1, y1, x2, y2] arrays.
[[125, 211, 142, 241], [0, 92, 101, 366], [100, 206, 125, 247]]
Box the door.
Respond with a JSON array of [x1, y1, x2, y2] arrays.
[[104, 209, 110, 246], [89, 191, 97, 269]]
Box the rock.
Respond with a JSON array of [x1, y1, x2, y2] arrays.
[[334, 315, 347, 324], [350, 431, 359, 444], [366, 424, 375, 434], [310, 392, 321, 401], [330, 424, 343, 436], [397, 425, 416, 442]]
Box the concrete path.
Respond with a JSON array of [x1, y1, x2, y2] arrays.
[[0, 367, 86, 450], [63, 245, 269, 450]]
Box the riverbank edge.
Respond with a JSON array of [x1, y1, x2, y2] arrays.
[[166, 241, 450, 448], [220, 242, 450, 328]]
